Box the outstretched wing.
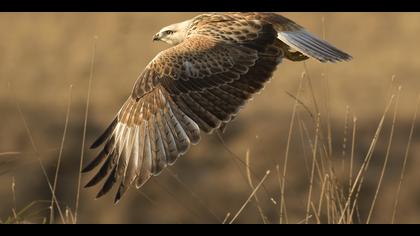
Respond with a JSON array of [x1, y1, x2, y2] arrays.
[[83, 18, 284, 203], [231, 12, 352, 63]]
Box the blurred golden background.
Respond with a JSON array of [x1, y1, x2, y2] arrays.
[[1, 13, 420, 224]]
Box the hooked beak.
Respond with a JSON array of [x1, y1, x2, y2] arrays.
[[153, 33, 161, 42]]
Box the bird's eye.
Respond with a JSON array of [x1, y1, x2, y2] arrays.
[[165, 30, 174, 35]]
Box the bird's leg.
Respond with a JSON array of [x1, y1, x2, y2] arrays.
[[278, 41, 309, 62], [285, 50, 309, 62]]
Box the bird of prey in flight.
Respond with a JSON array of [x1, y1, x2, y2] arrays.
[[83, 12, 352, 203]]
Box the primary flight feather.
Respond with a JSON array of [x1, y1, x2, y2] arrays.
[[83, 12, 352, 203]]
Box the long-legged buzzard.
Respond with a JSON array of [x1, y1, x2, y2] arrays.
[[83, 12, 352, 203]]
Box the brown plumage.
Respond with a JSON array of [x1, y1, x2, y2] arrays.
[[83, 12, 352, 203]]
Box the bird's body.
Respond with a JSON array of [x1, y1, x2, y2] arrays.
[[83, 12, 352, 203]]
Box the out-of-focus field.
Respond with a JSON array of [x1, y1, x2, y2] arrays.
[[1, 13, 420, 224]]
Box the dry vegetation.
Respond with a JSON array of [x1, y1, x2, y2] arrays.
[[1, 13, 420, 224]]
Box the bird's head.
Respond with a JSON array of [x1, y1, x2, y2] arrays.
[[153, 19, 192, 46]]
